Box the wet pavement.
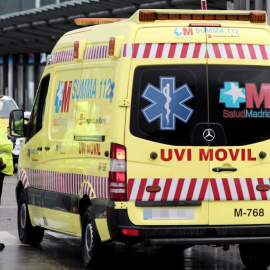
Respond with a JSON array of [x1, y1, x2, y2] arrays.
[[0, 175, 262, 270]]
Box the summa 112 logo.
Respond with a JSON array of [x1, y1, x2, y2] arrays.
[[219, 81, 270, 118], [54, 78, 114, 113]]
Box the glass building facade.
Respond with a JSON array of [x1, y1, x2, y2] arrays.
[[0, 0, 69, 110], [0, 0, 70, 15]]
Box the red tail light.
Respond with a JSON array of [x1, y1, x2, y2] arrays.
[[122, 228, 139, 236], [108, 143, 127, 201]]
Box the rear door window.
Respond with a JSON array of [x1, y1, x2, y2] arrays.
[[130, 65, 207, 146], [208, 65, 270, 146]]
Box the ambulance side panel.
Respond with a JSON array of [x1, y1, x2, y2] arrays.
[[24, 69, 53, 228], [19, 30, 92, 236], [74, 23, 136, 239], [42, 62, 82, 235], [33, 23, 135, 237]]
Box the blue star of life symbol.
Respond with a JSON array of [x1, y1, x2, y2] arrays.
[[55, 81, 63, 113], [219, 82, 246, 108], [141, 77, 194, 130]]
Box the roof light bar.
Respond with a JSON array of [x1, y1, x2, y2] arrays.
[[139, 10, 156, 22], [139, 11, 266, 23], [250, 11, 266, 23], [75, 18, 125, 26]]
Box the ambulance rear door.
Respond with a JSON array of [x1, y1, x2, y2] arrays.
[[206, 26, 270, 225], [125, 25, 210, 226]]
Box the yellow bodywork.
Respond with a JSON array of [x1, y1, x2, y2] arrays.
[[18, 9, 270, 238]]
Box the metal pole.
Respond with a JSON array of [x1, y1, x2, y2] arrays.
[[12, 55, 18, 100], [255, 0, 264, 10], [245, 0, 250, 10], [233, 0, 250, 10], [3, 56, 8, 95], [35, 0, 40, 8], [266, 0, 270, 25]]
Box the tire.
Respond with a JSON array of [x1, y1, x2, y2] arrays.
[[82, 206, 108, 268], [82, 206, 100, 268], [239, 244, 270, 269], [17, 190, 44, 246]]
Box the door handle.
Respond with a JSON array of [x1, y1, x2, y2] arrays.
[[212, 167, 237, 172], [45, 146, 50, 151], [37, 147, 42, 151]]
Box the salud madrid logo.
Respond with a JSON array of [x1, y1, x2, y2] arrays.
[[141, 77, 194, 130], [220, 81, 270, 118]]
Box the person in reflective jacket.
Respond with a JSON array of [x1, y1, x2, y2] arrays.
[[0, 101, 14, 251]]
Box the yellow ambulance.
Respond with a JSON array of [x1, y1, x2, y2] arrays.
[[9, 9, 270, 268]]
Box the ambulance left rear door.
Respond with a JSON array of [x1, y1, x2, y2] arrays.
[[125, 25, 210, 226]]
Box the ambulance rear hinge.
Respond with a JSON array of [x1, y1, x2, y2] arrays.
[[114, 201, 128, 209], [119, 99, 130, 107]]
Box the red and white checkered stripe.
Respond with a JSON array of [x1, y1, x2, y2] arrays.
[[17, 170, 29, 188], [19, 168, 109, 199], [120, 43, 270, 60], [19, 168, 270, 201], [51, 49, 74, 64], [127, 178, 270, 201], [79, 176, 108, 199], [49, 43, 270, 65], [121, 43, 206, 59], [84, 45, 109, 60], [207, 43, 270, 60]]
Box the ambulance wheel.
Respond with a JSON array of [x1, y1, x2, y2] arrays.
[[239, 244, 270, 268], [17, 190, 44, 246], [82, 206, 102, 268]]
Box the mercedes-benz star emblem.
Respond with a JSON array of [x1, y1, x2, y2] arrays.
[[203, 128, 215, 142]]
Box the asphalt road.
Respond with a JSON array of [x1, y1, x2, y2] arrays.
[[0, 174, 257, 270]]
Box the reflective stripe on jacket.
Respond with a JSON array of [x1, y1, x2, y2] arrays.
[[0, 123, 13, 176]]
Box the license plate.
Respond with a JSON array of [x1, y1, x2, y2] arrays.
[[143, 208, 194, 220]]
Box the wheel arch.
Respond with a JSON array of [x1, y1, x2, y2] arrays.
[[16, 181, 24, 204], [79, 195, 91, 224]]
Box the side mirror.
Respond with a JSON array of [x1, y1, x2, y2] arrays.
[[9, 109, 25, 137]]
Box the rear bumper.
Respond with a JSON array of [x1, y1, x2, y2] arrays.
[[107, 201, 270, 245], [142, 236, 270, 246]]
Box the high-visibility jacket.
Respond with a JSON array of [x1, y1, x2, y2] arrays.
[[0, 123, 13, 176]]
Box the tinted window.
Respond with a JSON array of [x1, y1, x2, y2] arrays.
[[30, 75, 50, 136], [209, 65, 270, 146], [130, 65, 207, 146]]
